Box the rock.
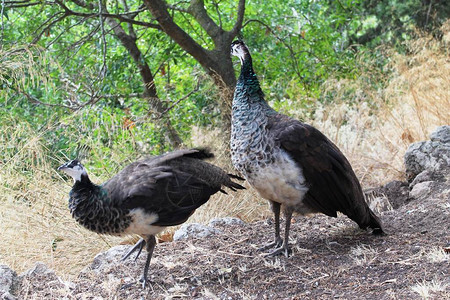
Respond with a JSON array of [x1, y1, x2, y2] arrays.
[[430, 125, 450, 143], [0, 265, 17, 300], [18, 263, 67, 299], [208, 217, 245, 227], [404, 126, 450, 181], [410, 181, 434, 199], [22, 262, 54, 277], [410, 170, 434, 188], [88, 245, 129, 273], [382, 180, 411, 209], [173, 223, 221, 241]]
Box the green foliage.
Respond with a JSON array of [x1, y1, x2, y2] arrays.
[[348, 0, 450, 48], [1, 0, 447, 169]]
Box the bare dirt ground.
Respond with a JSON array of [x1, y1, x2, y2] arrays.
[[13, 170, 449, 299]]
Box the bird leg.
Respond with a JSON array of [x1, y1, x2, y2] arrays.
[[258, 201, 283, 251], [121, 238, 146, 262], [140, 235, 156, 289], [265, 208, 293, 258]]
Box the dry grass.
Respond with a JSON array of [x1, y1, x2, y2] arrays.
[[1, 23, 449, 279], [308, 33, 450, 187], [423, 247, 449, 263], [411, 279, 449, 299], [0, 116, 123, 277], [349, 244, 379, 266]]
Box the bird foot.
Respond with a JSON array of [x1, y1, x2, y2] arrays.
[[257, 237, 283, 252], [122, 238, 146, 262], [264, 245, 291, 258], [139, 274, 151, 289]]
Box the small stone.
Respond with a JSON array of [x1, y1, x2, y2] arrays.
[[22, 262, 53, 277], [409, 181, 434, 199], [173, 223, 221, 241], [410, 170, 434, 188], [89, 245, 129, 272], [208, 217, 245, 227]]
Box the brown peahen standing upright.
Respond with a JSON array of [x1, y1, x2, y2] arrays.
[[58, 149, 244, 288], [230, 40, 383, 257]]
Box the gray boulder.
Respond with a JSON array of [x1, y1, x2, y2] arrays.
[[404, 125, 450, 180]]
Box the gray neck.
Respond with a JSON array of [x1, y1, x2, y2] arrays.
[[231, 86, 276, 177]]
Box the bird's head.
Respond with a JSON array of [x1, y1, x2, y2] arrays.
[[231, 40, 249, 64], [58, 159, 88, 183]]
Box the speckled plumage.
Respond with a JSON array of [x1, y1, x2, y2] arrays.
[[231, 47, 278, 178], [230, 40, 383, 256], [68, 182, 132, 235], [59, 149, 244, 287]]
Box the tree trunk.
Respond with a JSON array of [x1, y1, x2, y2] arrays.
[[143, 0, 245, 128], [104, 16, 183, 148]]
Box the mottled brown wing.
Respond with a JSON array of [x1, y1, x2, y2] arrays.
[[101, 150, 222, 226], [267, 114, 370, 223]]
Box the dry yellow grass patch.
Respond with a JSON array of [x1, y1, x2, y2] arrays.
[[0, 118, 122, 276], [308, 31, 449, 188]]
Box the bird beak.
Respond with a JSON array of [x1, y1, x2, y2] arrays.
[[57, 163, 68, 171]]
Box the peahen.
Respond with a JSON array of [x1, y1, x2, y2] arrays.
[[230, 40, 383, 257], [58, 149, 244, 288]]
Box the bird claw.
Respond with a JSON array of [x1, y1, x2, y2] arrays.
[[264, 245, 291, 258], [122, 238, 146, 262], [139, 274, 151, 289], [257, 238, 283, 252]]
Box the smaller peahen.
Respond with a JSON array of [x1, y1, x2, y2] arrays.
[[58, 149, 244, 288], [230, 40, 383, 257]]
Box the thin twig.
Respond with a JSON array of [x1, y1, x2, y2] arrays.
[[98, 0, 107, 81], [307, 273, 330, 285], [1, 0, 5, 47], [425, 0, 433, 27], [212, 0, 222, 29], [224, 237, 250, 248], [216, 250, 254, 258], [155, 80, 200, 119], [242, 19, 304, 79]]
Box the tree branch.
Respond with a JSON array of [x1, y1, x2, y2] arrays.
[[229, 0, 245, 37], [103, 5, 182, 147], [188, 0, 222, 41], [212, 0, 222, 29], [120, 0, 137, 39], [31, 11, 67, 44], [143, 0, 218, 72], [4, 1, 42, 8], [243, 19, 304, 79], [54, 0, 162, 30], [97, 0, 107, 81]]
